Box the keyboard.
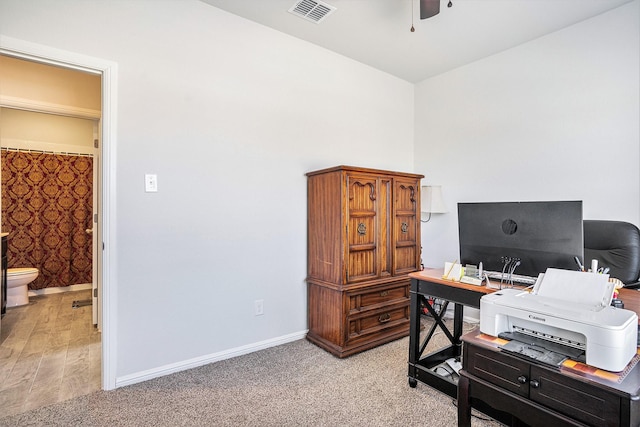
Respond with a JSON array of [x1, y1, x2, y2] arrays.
[[485, 271, 537, 286]]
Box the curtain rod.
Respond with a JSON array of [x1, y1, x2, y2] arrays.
[[1, 146, 93, 158]]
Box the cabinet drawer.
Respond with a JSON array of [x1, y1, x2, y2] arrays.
[[347, 304, 409, 342], [530, 365, 620, 426], [348, 282, 409, 312], [464, 345, 530, 398]]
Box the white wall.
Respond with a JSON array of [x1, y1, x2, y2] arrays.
[[0, 0, 415, 383], [415, 1, 640, 271]]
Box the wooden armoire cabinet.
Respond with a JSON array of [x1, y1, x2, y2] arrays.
[[306, 166, 424, 357]]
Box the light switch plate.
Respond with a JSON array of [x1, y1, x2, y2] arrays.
[[145, 174, 158, 192]]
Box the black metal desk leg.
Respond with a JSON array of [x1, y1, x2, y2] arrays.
[[453, 303, 464, 356], [408, 279, 420, 387]]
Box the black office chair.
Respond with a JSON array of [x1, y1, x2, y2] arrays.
[[583, 220, 640, 288]]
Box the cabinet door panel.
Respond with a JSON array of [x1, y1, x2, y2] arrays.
[[347, 248, 376, 282], [347, 175, 378, 282], [395, 214, 416, 243], [393, 180, 419, 274], [394, 245, 418, 275], [531, 366, 620, 426]]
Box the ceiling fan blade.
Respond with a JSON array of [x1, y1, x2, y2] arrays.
[[420, 0, 440, 20]]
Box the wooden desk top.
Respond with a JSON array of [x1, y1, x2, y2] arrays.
[[410, 268, 516, 295], [619, 287, 640, 316], [410, 268, 640, 319]]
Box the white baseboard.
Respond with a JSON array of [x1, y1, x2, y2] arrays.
[[115, 329, 309, 388], [463, 315, 480, 325], [28, 283, 92, 296]]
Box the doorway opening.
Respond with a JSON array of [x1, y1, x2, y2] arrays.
[[0, 37, 117, 394]]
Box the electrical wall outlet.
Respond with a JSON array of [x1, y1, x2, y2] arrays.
[[254, 299, 264, 316]]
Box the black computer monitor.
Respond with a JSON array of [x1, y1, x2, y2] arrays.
[[457, 201, 583, 278]]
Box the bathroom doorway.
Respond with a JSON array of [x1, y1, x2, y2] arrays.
[[0, 38, 118, 391], [0, 55, 101, 322], [0, 45, 114, 408]]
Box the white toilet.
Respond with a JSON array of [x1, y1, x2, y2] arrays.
[[6, 267, 39, 307]]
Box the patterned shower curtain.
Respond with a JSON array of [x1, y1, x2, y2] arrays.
[[1, 150, 93, 290]]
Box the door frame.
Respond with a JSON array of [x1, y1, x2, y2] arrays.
[[0, 36, 118, 390], [92, 121, 100, 328]]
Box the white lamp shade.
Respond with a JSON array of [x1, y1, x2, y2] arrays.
[[421, 185, 448, 214]]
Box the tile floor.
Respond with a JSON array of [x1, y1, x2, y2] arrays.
[[0, 289, 101, 417]]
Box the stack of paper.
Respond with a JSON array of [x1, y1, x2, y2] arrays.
[[532, 268, 614, 309]]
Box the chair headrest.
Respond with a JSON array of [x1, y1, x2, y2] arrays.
[[583, 220, 640, 285]]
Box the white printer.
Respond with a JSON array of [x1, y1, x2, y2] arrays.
[[480, 268, 638, 372]]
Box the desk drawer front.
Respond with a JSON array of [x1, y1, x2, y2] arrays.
[[530, 366, 620, 426], [465, 346, 530, 398]]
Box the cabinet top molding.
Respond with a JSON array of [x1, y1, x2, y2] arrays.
[[306, 165, 424, 179]]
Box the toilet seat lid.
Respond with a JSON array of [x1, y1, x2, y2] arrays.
[[7, 267, 39, 276]]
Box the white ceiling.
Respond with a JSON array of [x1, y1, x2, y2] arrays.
[[200, 0, 633, 83]]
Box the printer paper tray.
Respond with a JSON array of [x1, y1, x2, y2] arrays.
[[498, 331, 586, 366]]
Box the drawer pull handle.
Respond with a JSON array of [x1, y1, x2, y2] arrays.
[[378, 313, 391, 323], [517, 375, 528, 384], [530, 379, 540, 388], [380, 291, 388, 297]]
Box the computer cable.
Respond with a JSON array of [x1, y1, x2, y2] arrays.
[[508, 259, 521, 287], [450, 399, 498, 423], [500, 257, 511, 288]]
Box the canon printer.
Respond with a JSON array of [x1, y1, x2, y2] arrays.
[[480, 268, 638, 372]]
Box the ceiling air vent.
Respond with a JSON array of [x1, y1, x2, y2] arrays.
[[288, 0, 336, 24]]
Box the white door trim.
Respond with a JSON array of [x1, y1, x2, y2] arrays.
[[0, 36, 119, 390]]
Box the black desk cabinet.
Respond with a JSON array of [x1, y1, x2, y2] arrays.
[[458, 333, 640, 427]]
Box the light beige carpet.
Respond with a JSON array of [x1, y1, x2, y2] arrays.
[[0, 320, 499, 427]]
